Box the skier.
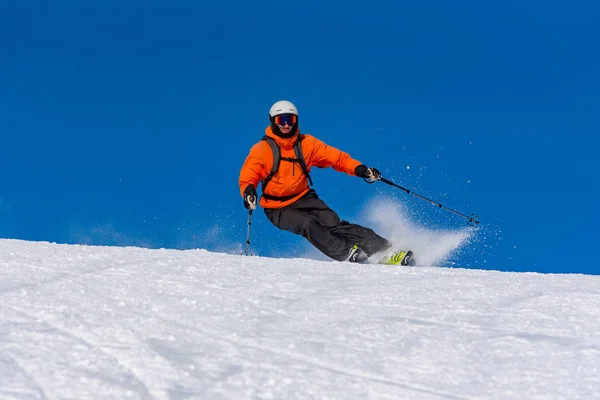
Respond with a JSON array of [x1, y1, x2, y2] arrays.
[[239, 100, 413, 265]]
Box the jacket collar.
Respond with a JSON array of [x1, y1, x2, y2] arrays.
[[265, 126, 300, 150]]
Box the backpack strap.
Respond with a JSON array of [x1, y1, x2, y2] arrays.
[[293, 135, 313, 186], [261, 135, 313, 201], [261, 135, 280, 193]]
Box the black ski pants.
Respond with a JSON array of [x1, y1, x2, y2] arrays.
[[264, 190, 391, 261]]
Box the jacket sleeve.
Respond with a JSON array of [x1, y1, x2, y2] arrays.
[[239, 142, 268, 197], [307, 136, 362, 176]]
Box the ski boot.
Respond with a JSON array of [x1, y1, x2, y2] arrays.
[[382, 250, 415, 266], [347, 245, 369, 263]]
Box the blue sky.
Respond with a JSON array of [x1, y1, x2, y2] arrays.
[[1, 1, 598, 274]]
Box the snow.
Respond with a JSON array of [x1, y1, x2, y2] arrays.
[[1, 239, 599, 399]]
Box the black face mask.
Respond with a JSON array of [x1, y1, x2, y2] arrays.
[[271, 123, 298, 138]]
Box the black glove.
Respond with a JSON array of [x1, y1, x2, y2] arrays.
[[243, 185, 257, 210], [355, 164, 382, 183]]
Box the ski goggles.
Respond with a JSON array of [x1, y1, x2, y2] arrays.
[[273, 114, 297, 126]]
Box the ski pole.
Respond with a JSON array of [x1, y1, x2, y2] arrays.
[[379, 177, 480, 226], [243, 210, 253, 256]]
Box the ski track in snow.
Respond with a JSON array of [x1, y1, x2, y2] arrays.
[[1, 239, 599, 399]]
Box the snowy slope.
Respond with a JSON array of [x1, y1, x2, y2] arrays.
[[1, 239, 599, 400]]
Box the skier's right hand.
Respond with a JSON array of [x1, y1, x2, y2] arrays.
[[243, 185, 257, 210]]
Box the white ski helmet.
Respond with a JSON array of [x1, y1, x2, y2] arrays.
[[269, 100, 298, 118]]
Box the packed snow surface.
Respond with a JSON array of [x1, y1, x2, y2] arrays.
[[1, 239, 599, 399]]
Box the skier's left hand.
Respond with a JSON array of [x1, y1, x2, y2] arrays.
[[355, 165, 382, 183]]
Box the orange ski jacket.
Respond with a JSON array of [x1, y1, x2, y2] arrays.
[[239, 126, 363, 209]]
